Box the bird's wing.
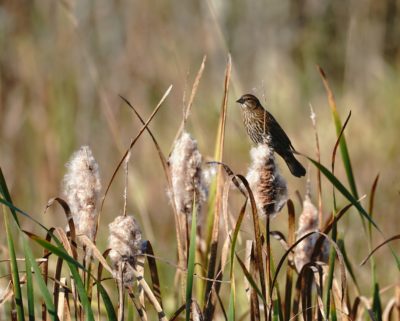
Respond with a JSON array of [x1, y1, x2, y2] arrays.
[[268, 112, 296, 152]]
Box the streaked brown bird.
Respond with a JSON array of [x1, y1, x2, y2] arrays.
[[236, 94, 306, 177]]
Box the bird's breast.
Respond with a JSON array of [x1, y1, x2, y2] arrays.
[[242, 109, 270, 145]]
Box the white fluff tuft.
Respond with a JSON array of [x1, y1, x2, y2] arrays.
[[63, 146, 101, 241], [108, 215, 142, 285], [168, 132, 207, 218]]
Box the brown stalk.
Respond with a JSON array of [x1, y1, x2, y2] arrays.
[[309, 105, 323, 228], [284, 200, 295, 321], [203, 54, 231, 321], [250, 244, 261, 321], [317, 66, 338, 113], [98, 85, 172, 238], [42, 228, 53, 321], [360, 235, 400, 266], [117, 262, 125, 321], [97, 249, 111, 321], [44, 197, 77, 259], [234, 173, 268, 320], [266, 213, 272, 314], [118, 95, 185, 285], [53, 256, 64, 316], [127, 291, 147, 321], [271, 231, 347, 304], [174, 55, 207, 143], [143, 241, 163, 308]]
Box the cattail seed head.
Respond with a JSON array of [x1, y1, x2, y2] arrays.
[[108, 215, 142, 285], [63, 146, 101, 240], [168, 132, 207, 219], [294, 194, 329, 272], [246, 144, 288, 217]]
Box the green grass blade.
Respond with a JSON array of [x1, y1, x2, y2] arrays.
[[273, 299, 280, 321], [372, 283, 382, 321], [3, 211, 24, 321], [24, 232, 94, 321], [306, 156, 379, 231], [66, 261, 95, 321], [24, 242, 35, 321], [24, 232, 84, 270], [0, 168, 20, 226], [227, 285, 235, 321], [324, 236, 336, 320], [0, 197, 48, 231], [185, 201, 197, 321], [23, 238, 58, 321], [337, 239, 360, 293], [307, 155, 400, 269], [235, 253, 266, 304], [330, 291, 337, 321], [96, 282, 117, 321], [332, 110, 358, 200], [318, 67, 359, 200]]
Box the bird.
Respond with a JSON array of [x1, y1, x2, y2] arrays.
[[236, 93, 306, 177]]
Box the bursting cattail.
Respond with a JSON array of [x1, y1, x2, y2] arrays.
[[294, 193, 329, 272], [168, 132, 207, 219], [63, 146, 101, 241], [246, 144, 288, 216], [108, 215, 142, 285]]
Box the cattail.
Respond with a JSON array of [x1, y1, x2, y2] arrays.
[[108, 215, 142, 285], [168, 131, 207, 219], [246, 144, 288, 216], [294, 193, 329, 273], [63, 146, 101, 241]]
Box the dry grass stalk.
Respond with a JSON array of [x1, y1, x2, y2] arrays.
[[294, 192, 329, 273], [246, 144, 288, 217], [108, 215, 143, 285], [63, 145, 101, 241]]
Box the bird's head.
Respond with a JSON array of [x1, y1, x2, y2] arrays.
[[236, 94, 261, 110]]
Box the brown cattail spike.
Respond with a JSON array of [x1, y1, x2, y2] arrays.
[[247, 144, 288, 217], [294, 193, 329, 273]]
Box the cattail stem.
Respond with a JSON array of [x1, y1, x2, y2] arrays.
[[118, 262, 125, 321], [123, 151, 131, 218]]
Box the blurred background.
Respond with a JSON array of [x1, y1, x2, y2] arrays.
[[1, 0, 399, 302]]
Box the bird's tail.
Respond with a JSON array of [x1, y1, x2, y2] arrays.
[[283, 152, 306, 177]]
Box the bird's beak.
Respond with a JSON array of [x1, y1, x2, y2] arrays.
[[236, 98, 244, 104]]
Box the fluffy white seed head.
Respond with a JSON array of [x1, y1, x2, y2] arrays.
[[63, 146, 101, 240], [294, 194, 329, 272], [246, 144, 288, 217], [168, 132, 207, 218], [108, 215, 142, 285]]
